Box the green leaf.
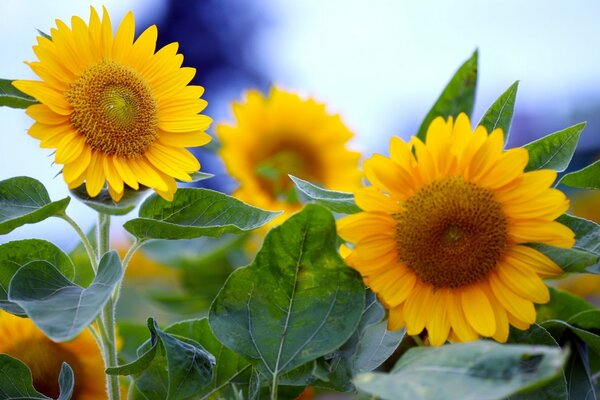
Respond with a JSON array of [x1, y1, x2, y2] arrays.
[[354, 341, 567, 400], [289, 175, 361, 214], [0, 354, 47, 399], [532, 214, 600, 274], [57, 363, 75, 400], [560, 160, 600, 190], [565, 339, 596, 400], [478, 81, 519, 145], [109, 318, 215, 400], [416, 50, 478, 141], [537, 289, 600, 357], [529, 244, 598, 274], [0, 355, 74, 400], [316, 291, 405, 392], [8, 251, 122, 341], [209, 204, 365, 388], [0, 176, 70, 235], [507, 325, 568, 400], [165, 319, 252, 400], [70, 184, 148, 216], [187, 172, 215, 182], [124, 188, 281, 241], [523, 122, 586, 172], [0, 239, 75, 316], [0, 79, 37, 108]]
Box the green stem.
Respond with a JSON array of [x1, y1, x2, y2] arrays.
[[271, 375, 278, 400], [96, 213, 121, 400], [112, 239, 146, 305], [59, 213, 98, 272]]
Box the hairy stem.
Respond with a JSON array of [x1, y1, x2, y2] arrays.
[[59, 213, 98, 272]]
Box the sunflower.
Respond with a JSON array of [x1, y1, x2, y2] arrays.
[[337, 114, 574, 346], [217, 87, 362, 224], [13, 7, 211, 201], [0, 311, 105, 399]]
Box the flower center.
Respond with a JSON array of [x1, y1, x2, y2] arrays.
[[256, 145, 321, 203], [6, 337, 83, 398], [66, 60, 158, 157], [394, 176, 508, 288]]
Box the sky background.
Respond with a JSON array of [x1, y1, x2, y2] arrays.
[[1, 0, 599, 246]]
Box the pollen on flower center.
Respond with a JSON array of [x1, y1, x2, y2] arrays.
[[6, 338, 83, 398], [394, 176, 508, 288], [66, 60, 158, 157]]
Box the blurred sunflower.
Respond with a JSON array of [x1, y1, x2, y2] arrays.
[[338, 113, 574, 346], [218, 87, 362, 224], [0, 311, 105, 399], [13, 7, 211, 201]]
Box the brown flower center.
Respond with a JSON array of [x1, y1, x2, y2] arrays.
[[394, 176, 508, 288], [6, 337, 83, 398], [256, 143, 322, 203], [66, 60, 158, 157]]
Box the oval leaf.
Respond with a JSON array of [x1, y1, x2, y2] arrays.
[[0, 176, 70, 235], [124, 188, 281, 240], [0, 239, 75, 316], [289, 175, 361, 214], [354, 341, 567, 400], [109, 318, 215, 400], [8, 251, 122, 341], [70, 184, 148, 216], [560, 159, 600, 190], [478, 81, 519, 145], [416, 50, 478, 141], [524, 122, 586, 172], [166, 318, 252, 400], [0, 79, 37, 108], [209, 204, 365, 385]]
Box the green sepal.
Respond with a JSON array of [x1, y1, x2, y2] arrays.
[[478, 81, 519, 145], [523, 122, 586, 172], [0, 79, 37, 108], [416, 50, 478, 141]]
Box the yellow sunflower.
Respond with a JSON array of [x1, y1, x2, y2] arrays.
[[13, 7, 211, 201], [217, 87, 362, 224], [0, 311, 105, 399], [338, 113, 574, 346]]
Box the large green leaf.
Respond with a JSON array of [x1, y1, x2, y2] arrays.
[[523, 122, 586, 172], [8, 251, 122, 341], [565, 339, 597, 400], [0, 355, 74, 400], [354, 341, 567, 400], [0, 176, 70, 235], [166, 319, 252, 400], [0, 239, 75, 316], [289, 175, 361, 214], [478, 81, 519, 145], [108, 318, 215, 400], [70, 184, 148, 216], [416, 50, 478, 141], [124, 188, 281, 240], [0, 79, 37, 108], [209, 204, 365, 392], [560, 160, 600, 189]]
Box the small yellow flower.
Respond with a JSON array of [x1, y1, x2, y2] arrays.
[[217, 87, 362, 224], [0, 311, 105, 399], [14, 7, 212, 201], [338, 114, 574, 346]]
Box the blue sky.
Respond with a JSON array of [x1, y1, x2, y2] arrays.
[[1, 0, 598, 244]]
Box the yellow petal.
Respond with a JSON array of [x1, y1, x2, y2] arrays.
[[403, 283, 434, 335], [461, 284, 496, 337]]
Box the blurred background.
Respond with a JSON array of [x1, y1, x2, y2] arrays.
[[1, 0, 600, 321]]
